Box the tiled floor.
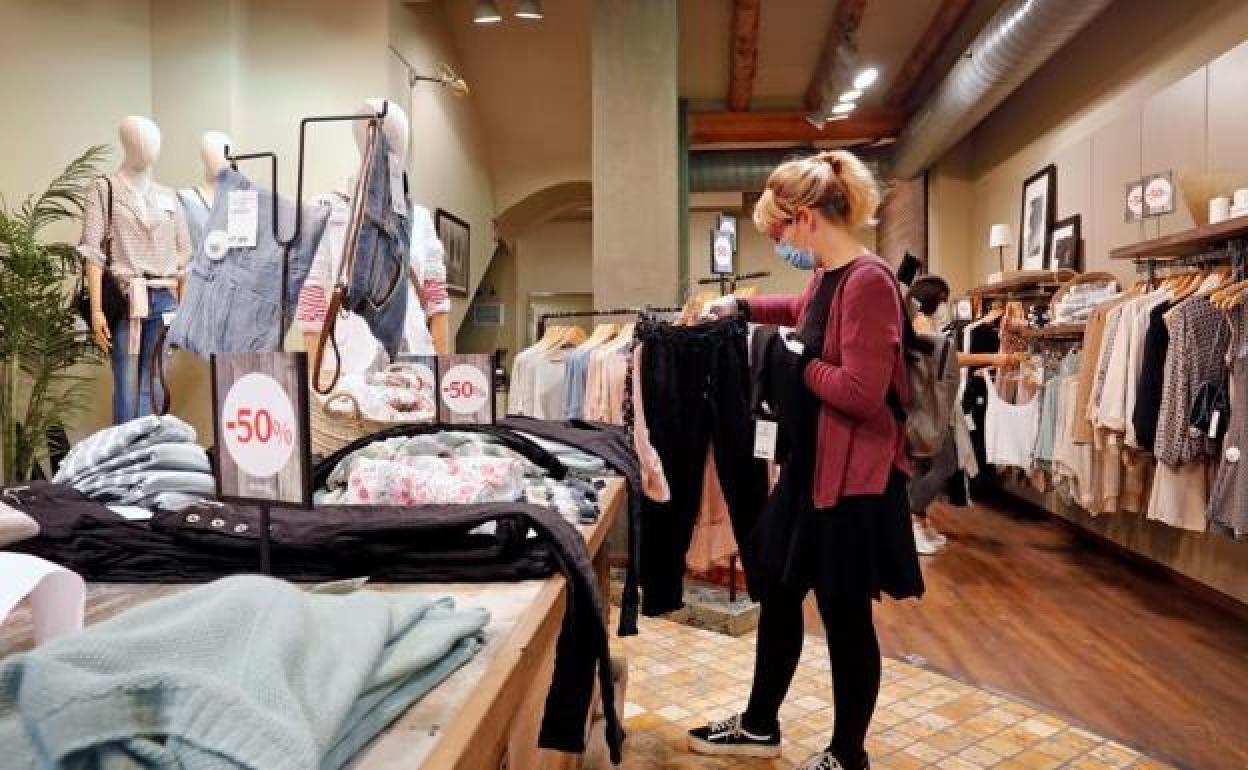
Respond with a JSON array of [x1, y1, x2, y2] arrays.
[[613, 613, 1174, 770]]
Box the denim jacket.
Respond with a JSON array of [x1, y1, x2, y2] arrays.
[[345, 129, 410, 359], [168, 169, 329, 357]]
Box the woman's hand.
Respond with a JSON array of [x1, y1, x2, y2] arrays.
[[700, 295, 739, 321], [91, 311, 112, 352]]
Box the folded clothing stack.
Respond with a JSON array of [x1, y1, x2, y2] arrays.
[[0, 575, 488, 770], [52, 416, 214, 509], [515, 431, 609, 478], [525, 477, 604, 525], [1053, 284, 1120, 323], [319, 455, 528, 506]]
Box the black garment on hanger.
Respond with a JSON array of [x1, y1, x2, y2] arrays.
[[1133, 300, 1174, 451], [635, 317, 768, 616], [961, 321, 1001, 491]]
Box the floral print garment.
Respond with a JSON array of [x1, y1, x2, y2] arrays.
[[322, 455, 526, 506]]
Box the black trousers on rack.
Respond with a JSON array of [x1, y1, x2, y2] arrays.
[[636, 318, 768, 616]]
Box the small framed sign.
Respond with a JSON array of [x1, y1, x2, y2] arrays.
[[1143, 171, 1175, 217], [211, 352, 312, 508], [711, 213, 737, 275], [1124, 178, 1145, 222], [437, 353, 495, 424]]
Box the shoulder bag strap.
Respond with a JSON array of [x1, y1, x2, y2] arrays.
[[101, 176, 115, 267]]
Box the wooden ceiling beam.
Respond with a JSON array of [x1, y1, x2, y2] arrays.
[[689, 109, 905, 145], [803, 0, 868, 112], [727, 0, 762, 112], [885, 0, 975, 109]]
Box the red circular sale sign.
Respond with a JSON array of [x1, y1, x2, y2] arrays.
[[441, 364, 490, 415], [221, 373, 298, 478]]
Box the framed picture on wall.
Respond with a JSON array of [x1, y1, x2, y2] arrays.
[[1018, 164, 1057, 271], [1048, 214, 1082, 272], [436, 209, 470, 297]]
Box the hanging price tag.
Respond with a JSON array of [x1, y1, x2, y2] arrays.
[[965, 412, 977, 432], [226, 190, 259, 248], [754, 419, 778, 460], [388, 154, 406, 217], [1209, 410, 1221, 439]]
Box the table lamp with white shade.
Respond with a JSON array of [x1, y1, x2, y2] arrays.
[[989, 224, 1013, 272]]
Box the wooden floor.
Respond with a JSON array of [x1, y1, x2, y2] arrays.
[[804, 495, 1248, 770]]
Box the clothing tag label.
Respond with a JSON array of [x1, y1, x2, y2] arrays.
[[204, 229, 229, 260], [156, 192, 178, 213], [162, 312, 175, 327], [965, 412, 977, 432], [754, 419, 778, 460], [226, 190, 259, 248], [1209, 411, 1221, 439], [783, 336, 805, 355], [387, 154, 406, 216]]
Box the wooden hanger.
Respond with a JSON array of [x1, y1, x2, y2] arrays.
[[579, 322, 617, 349], [559, 326, 588, 347]]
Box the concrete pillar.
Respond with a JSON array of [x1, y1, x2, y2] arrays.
[[592, 0, 680, 307]]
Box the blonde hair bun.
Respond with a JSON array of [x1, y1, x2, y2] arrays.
[[753, 149, 880, 233]]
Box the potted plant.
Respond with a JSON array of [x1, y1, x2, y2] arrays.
[[0, 146, 108, 482]]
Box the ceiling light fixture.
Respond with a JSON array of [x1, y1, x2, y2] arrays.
[[832, 101, 856, 115], [838, 89, 863, 103], [515, 0, 544, 20], [473, 0, 502, 24], [853, 68, 879, 90]]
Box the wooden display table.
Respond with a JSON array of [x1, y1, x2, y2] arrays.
[[0, 480, 624, 770]]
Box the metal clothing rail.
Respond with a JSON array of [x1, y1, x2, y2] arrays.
[[1133, 238, 1248, 288], [696, 270, 770, 296], [535, 305, 683, 340], [224, 101, 390, 341]]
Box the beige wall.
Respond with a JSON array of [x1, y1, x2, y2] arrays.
[[930, 0, 1248, 291], [927, 0, 1248, 600], [514, 220, 593, 355]]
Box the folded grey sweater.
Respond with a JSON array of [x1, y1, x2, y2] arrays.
[[0, 575, 489, 770]]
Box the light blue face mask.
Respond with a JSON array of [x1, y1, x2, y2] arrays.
[[775, 240, 816, 271]]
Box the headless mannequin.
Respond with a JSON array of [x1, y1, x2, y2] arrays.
[[352, 98, 448, 354], [87, 116, 162, 352], [194, 130, 231, 208]]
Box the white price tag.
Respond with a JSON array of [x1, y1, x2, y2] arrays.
[[387, 154, 406, 216], [441, 363, 490, 415], [754, 419, 778, 460], [1209, 410, 1221, 439], [226, 190, 259, 248], [220, 372, 297, 478], [965, 412, 977, 432], [783, 335, 805, 355], [162, 312, 175, 327], [156, 192, 178, 213]]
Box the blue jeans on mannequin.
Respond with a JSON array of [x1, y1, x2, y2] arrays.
[[110, 288, 177, 424]]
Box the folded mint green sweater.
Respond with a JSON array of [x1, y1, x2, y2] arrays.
[[0, 575, 488, 770]]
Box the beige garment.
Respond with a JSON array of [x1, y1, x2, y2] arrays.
[[584, 343, 630, 424], [1119, 450, 1154, 515], [1147, 460, 1210, 532], [79, 174, 191, 279], [1072, 296, 1126, 445], [632, 343, 670, 502], [1095, 298, 1142, 434], [0, 504, 39, 547], [1053, 376, 1099, 511], [1087, 303, 1125, 430], [686, 448, 739, 573]]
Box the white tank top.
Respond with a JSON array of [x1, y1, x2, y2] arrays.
[[983, 372, 1040, 470]]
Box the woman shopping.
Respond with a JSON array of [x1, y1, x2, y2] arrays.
[[690, 149, 923, 770]]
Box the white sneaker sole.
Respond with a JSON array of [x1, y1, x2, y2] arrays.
[[687, 734, 782, 758]]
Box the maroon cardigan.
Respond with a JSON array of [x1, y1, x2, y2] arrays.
[[748, 254, 910, 508]]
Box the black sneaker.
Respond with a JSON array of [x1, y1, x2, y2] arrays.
[[687, 714, 782, 758]]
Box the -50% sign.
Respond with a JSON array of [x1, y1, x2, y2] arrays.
[[440, 364, 490, 416], [221, 372, 298, 477]]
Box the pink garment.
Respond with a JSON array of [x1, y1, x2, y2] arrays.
[[686, 448, 739, 573], [585, 344, 630, 424], [632, 343, 670, 502], [336, 456, 525, 506]]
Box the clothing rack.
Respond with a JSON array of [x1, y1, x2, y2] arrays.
[[535, 305, 683, 340], [1132, 237, 1248, 288], [224, 101, 390, 345], [222, 103, 390, 575], [696, 270, 770, 296]]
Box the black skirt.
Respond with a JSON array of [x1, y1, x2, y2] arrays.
[[752, 458, 925, 603]]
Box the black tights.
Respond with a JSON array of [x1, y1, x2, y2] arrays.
[[743, 583, 880, 768]]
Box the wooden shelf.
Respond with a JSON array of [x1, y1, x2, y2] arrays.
[[1109, 213, 1248, 261], [970, 270, 1076, 299], [1023, 322, 1086, 339]]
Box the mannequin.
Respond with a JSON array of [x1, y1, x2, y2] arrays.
[[195, 130, 232, 207], [82, 116, 191, 424], [178, 130, 232, 251]]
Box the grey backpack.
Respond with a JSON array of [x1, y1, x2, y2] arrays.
[[900, 330, 960, 459]]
